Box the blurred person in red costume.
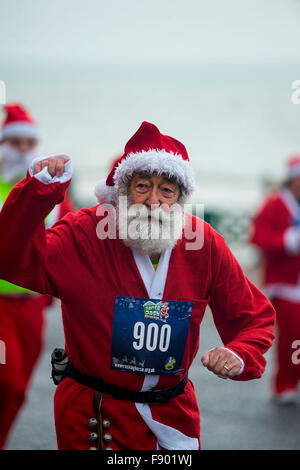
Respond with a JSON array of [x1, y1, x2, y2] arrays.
[[0, 121, 275, 450], [250, 155, 300, 405], [0, 103, 76, 449]]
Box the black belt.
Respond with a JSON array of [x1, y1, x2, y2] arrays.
[[63, 362, 188, 405]]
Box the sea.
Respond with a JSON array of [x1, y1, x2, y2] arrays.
[[1, 61, 300, 265]]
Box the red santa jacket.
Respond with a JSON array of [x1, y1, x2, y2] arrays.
[[250, 188, 300, 301], [46, 189, 76, 227], [0, 171, 275, 444], [0, 177, 76, 300], [41, 188, 76, 306]]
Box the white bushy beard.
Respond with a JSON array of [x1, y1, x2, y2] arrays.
[[0, 143, 39, 183], [116, 194, 185, 256]]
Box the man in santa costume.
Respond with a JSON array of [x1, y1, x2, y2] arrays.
[[0, 121, 275, 450], [250, 155, 300, 404], [0, 103, 76, 449]]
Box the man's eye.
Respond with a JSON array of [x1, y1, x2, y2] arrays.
[[136, 184, 149, 192]]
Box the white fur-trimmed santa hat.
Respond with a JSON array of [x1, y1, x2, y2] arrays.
[[1, 103, 39, 140], [95, 121, 195, 204]]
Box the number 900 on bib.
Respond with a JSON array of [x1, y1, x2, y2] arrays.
[[110, 296, 193, 375]]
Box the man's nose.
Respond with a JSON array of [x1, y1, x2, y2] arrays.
[[146, 187, 160, 206], [19, 144, 31, 153]]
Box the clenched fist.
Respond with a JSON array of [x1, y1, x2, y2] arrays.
[[201, 347, 242, 379], [33, 156, 70, 178]]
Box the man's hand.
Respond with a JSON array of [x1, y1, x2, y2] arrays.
[[201, 347, 241, 379], [33, 156, 70, 178]]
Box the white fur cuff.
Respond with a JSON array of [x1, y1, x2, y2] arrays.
[[223, 348, 244, 376], [29, 155, 72, 184]]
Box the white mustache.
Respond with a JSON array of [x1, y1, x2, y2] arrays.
[[127, 203, 183, 234], [127, 204, 177, 221], [0, 143, 39, 183], [117, 198, 185, 255]]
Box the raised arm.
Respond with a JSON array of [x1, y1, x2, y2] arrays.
[[0, 155, 72, 296]]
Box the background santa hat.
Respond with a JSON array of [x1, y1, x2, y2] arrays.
[[1, 103, 39, 140], [286, 155, 300, 181], [95, 121, 195, 204]]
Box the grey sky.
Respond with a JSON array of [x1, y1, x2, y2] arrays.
[[1, 0, 300, 65]]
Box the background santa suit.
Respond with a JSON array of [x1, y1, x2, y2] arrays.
[[0, 158, 275, 450], [0, 177, 76, 449], [250, 187, 300, 396]]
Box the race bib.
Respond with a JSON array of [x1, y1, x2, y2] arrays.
[[110, 296, 193, 375]]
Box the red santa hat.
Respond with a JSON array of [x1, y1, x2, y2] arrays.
[[286, 155, 300, 180], [1, 103, 39, 140], [95, 121, 195, 204]]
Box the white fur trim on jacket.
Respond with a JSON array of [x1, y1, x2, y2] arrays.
[[284, 226, 300, 255], [95, 149, 195, 204]]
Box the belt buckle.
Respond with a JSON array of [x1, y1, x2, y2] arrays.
[[152, 388, 168, 405]]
